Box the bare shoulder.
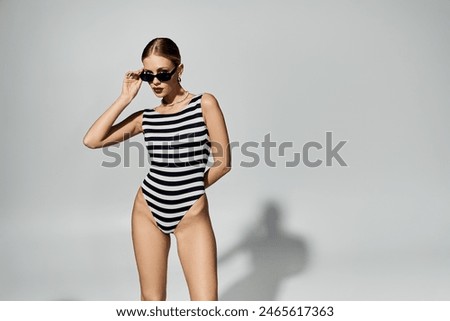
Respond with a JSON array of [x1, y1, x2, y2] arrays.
[[201, 92, 222, 115], [200, 92, 228, 132]]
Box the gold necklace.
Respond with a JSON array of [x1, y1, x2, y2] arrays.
[[161, 91, 190, 108]]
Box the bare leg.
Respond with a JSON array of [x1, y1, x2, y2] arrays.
[[132, 187, 171, 301], [174, 193, 218, 301]]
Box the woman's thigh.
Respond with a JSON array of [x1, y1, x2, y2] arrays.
[[132, 187, 171, 300], [174, 194, 218, 300]]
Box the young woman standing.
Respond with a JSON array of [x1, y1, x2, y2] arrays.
[[83, 37, 231, 300]]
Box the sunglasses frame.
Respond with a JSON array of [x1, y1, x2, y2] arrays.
[[140, 65, 178, 83]]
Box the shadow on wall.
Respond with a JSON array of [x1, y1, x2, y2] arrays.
[[218, 200, 309, 300]]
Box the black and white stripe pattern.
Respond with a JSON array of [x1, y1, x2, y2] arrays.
[[141, 94, 211, 234]]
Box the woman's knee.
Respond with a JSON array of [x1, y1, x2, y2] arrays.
[[141, 289, 167, 301], [190, 293, 218, 301]]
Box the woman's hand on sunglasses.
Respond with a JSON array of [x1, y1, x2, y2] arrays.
[[120, 68, 144, 101]]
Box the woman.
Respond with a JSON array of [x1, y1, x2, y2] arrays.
[[83, 37, 231, 301]]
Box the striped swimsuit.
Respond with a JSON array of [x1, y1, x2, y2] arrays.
[[141, 94, 211, 234]]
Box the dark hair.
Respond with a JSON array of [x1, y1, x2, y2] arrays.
[[141, 37, 181, 66]]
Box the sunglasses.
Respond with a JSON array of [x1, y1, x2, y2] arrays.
[[140, 65, 178, 83]]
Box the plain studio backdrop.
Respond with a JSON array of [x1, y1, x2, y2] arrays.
[[1, 0, 449, 300]]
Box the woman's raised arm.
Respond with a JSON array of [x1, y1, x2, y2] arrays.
[[83, 69, 144, 149]]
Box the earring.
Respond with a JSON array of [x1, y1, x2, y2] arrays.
[[177, 76, 181, 83]]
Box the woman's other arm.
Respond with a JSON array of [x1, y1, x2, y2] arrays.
[[202, 93, 232, 188]]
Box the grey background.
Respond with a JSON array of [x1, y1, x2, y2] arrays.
[[1, 0, 449, 300]]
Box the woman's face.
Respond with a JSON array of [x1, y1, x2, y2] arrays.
[[142, 54, 180, 98]]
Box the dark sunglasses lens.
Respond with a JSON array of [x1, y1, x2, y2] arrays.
[[156, 73, 172, 82], [140, 73, 154, 82]]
